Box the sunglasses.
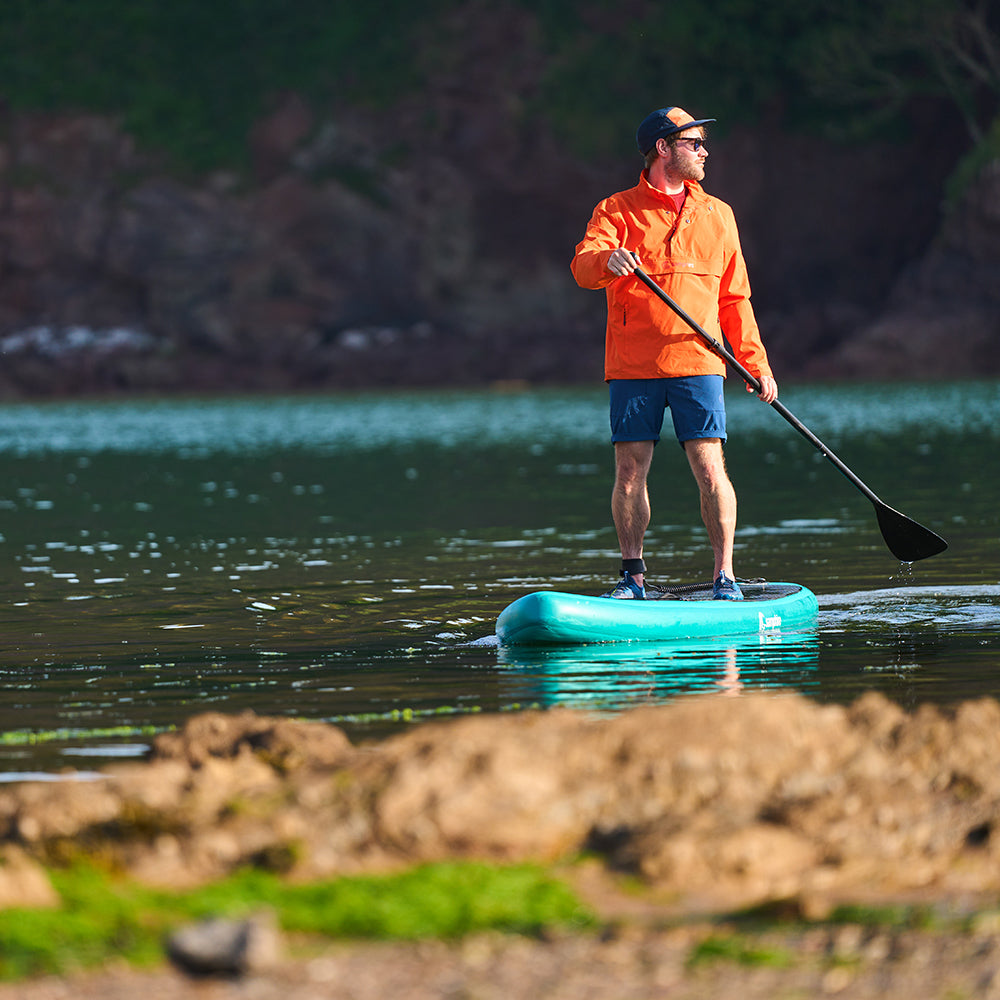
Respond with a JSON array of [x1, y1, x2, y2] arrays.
[[673, 136, 707, 151]]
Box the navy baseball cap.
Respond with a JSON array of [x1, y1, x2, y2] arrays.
[[636, 107, 716, 155]]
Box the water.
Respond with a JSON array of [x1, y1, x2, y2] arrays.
[[0, 381, 997, 776]]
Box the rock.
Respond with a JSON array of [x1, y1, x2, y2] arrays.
[[824, 157, 1000, 378], [149, 710, 354, 771], [165, 910, 281, 976], [0, 78, 980, 396], [249, 93, 314, 184], [0, 845, 59, 908], [6, 694, 1000, 914]]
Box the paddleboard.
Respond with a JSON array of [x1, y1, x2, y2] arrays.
[[496, 580, 818, 645]]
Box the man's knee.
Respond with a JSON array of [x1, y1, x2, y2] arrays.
[[614, 443, 653, 490], [684, 438, 729, 488], [684, 437, 724, 465]]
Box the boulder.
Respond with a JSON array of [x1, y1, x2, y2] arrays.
[[4, 693, 1000, 915]]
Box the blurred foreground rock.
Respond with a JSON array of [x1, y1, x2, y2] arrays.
[[165, 912, 281, 976], [3, 692, 1000, 918]]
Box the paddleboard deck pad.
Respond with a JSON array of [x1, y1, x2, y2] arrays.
[[496, 580, 818, 645]]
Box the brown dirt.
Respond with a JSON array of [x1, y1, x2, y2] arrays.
[[6, 692, 1000, 998], [8, 919, 1000, 1000]]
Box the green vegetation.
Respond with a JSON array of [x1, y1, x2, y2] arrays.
[[0, 0, 995, 170], [826, 902, 938, 930], [0, 724, 166, 748], [0, 861, 595, 980], [945, 114, 1000, 204], [1, 858, 997, 986], [534, 0, 999, 157], [730, 897, 942, 932], [686, 933, 795, 969], [0, 0, 450, 170]]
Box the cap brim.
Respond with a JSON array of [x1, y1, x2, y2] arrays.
[[666, 117, 715, 134], [639, 118, 717, 154]]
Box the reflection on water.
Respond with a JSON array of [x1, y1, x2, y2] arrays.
[[0, 382, 997, 775], [498, 629, 820, 707]]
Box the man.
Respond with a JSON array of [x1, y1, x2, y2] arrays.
[[571, 106, 778, 601]]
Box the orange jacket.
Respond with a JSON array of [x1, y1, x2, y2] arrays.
[[571, 172, 772, 382]]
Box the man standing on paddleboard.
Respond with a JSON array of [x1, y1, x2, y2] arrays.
[[571, 106, 778, 601]]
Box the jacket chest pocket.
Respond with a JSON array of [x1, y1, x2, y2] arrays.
[[644, 254, 723, 279]]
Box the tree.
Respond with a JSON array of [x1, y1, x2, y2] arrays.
[[801, 0, 1000, 144]]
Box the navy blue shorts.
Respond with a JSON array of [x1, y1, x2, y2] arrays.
[[609, 375, 727, 444]]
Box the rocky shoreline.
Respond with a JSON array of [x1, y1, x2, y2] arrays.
[[1, 94, 997, 400], [5, 692, 1000, 996], [6, 692, 1000, 908]]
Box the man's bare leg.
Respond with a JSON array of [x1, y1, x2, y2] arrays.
[[683, 437, 737, 580], [612, 440, 655, 588]]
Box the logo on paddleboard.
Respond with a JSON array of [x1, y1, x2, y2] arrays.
[[758, 611, 782, 631]]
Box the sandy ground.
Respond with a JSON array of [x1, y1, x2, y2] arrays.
[[7, 920, 1000, 1000]]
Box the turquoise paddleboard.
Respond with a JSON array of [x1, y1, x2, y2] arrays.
[[496, 580, 818, 645]]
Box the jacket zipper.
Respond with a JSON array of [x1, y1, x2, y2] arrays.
[[665, 208, 682, 251]]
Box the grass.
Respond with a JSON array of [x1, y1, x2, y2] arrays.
[[826, 902, 937, 931], [681, 897, 961, 973], [0, 725, 167, 748], [2, 858, 995, 986], [686, 933, 795, 970], [0, 861, 595, 981]]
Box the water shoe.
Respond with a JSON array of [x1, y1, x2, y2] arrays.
[[712, 572, 744, 601], [602, 570, 645, 599]]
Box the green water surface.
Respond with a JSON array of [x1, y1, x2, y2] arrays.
[[0, 382, 995, 775]]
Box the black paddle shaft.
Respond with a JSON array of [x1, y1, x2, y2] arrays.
[[632, 267, 948, 561]]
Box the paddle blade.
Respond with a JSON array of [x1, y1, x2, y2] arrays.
[[874, 502, 948, 562]]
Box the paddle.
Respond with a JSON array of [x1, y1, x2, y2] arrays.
[[632, 267, 948, 562]]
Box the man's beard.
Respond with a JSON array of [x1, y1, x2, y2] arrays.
[[669, 150, 705, 182]]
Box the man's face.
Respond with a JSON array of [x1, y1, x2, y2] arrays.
[[665, 128, 708, 182]]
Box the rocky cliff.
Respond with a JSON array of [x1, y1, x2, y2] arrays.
[[825, 157, 1000, 378], [0, 90, 993, 397]]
